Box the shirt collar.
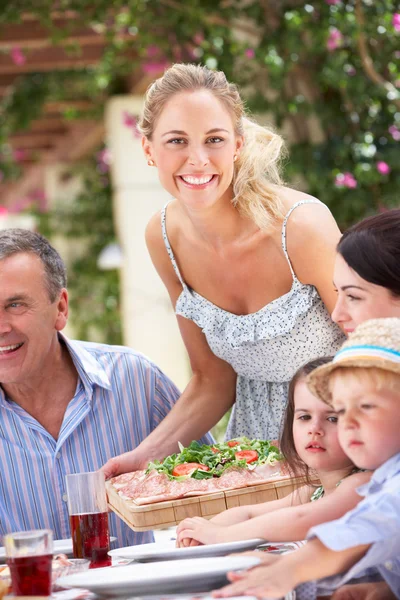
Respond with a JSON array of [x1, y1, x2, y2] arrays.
[[59, 333, 112, 394], [0, 333, 111, 408], [358, 452, 400, 495]]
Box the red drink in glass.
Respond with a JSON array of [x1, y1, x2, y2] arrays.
[[7, 553, 52, 595], [70, 511, 111, 568]]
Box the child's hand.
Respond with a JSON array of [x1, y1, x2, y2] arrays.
[[212, 554, 297, 598], [177, 516, 226, 546], [176, 518, 203, 547]]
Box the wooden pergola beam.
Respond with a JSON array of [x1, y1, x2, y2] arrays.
[[26, 118, 70, 133], [43, 100, 97, 114], [0, 51, 152, 206], [0, 44, 107, 74], [0, 21, 103, 50], [9, 133, 66, 148]]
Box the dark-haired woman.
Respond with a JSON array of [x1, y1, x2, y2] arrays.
[[332, 208, 400, 331], [328, 208, 400, 600]]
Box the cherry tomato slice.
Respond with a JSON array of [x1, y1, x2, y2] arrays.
[[227, 440, 240, 447], [211, 447, 220, 454], [235, 450, 258, 464], [172, 463, 210, 477]]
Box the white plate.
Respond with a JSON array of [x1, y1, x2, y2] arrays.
[[109, 538, 265, 562], [57, 555, 261, 596], [0, 536, 117, 563]]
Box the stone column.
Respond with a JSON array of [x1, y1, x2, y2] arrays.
[[105, 95, 190, 390]]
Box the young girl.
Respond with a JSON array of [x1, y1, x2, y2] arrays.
[[176, 357, 371, 547]]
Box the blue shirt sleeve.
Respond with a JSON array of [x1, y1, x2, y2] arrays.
[[308, 491, 400, 550]]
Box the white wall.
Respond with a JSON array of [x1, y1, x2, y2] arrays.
[[105, 95, 190, 391]]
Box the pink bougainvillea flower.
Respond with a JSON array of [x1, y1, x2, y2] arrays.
[[345, 65, 356, 76], [96, 148, 113, 173], [13, 148, 26, 162], [30, 188, 47, 212], [389, 125, 400, 141], [327, 28, 343, 51], [335, 172, 357, 189], [326, 0, 340, 4], [122, 112, 141, 138], [193, 32, 204, 45], [0, 206, 8, 216], [245, 48, 255, 59], [97, 148, 112, 165], [376, 161, 391, 175], [142, 60, 170, 75], [122, 111, 136, 128], [146, 45, 160, 58], [392, 13, 400, 32], [10, 46, 26, 66]]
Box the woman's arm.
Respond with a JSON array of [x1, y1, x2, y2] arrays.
[[102, 213, 237, 477], [178, 471, 371, 545]]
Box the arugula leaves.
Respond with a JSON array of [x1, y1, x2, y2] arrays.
[[146, 437, 284, 480]]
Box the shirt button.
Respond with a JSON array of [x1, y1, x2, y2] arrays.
[[62, 494, 68, 502], [385, 561, 393, 571], [56, 453, 61, 459]]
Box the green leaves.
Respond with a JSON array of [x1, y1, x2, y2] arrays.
[[146, 438, 284, 480]]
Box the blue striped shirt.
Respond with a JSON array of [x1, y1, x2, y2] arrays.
[[0, 334, 213, 547], [307, 452, 400, 598]]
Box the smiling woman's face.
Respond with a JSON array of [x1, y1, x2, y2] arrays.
[[142, 89, 243, 212], [331, 254, 400, 334]]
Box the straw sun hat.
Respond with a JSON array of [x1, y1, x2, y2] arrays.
[[307, 318, 400, 404]]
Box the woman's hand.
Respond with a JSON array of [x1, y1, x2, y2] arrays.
[[212, 553, 298, 598], [177, 516, 226, 546]]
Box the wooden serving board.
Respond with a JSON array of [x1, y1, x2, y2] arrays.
[[106, 476, 306, 531]]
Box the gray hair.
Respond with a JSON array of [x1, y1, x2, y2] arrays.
[[0, 229, 67, 302]]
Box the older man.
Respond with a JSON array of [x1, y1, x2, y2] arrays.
[[0, 228, 212, 547]]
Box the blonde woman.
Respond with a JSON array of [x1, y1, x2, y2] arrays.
[[103, 64, 344, 477]]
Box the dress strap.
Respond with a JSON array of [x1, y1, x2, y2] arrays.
[[281, 199, 325, 281], [161, 202, 186, 287]]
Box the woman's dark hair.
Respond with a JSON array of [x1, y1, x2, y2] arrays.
[[337, 209, 400, 297], [280, 357, 333, 485]]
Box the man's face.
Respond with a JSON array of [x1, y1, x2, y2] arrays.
[[0, 252, 68, 386], [331, 374, 400, 470]]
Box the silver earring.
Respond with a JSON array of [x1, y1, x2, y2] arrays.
[[148, 159, 154, 166], [233, 154, 238, 162]]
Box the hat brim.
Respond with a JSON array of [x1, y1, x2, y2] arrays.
[[307, 355, 400, 404]]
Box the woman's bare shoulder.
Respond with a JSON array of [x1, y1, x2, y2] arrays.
[[277, 186, 340, 249], [145, 209, 163, 247], [278, 187, 334, 224], [145, 200, 181, 248], [279, 185, 321, 210]]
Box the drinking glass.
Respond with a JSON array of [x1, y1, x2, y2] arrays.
[[4, 529, 53, 596], [65, 470, 111, 568]]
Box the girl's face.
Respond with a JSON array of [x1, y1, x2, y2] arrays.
[[142, 89, 243, 212], [332, 254, 400, 335], [292, 380, 353, 473]]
